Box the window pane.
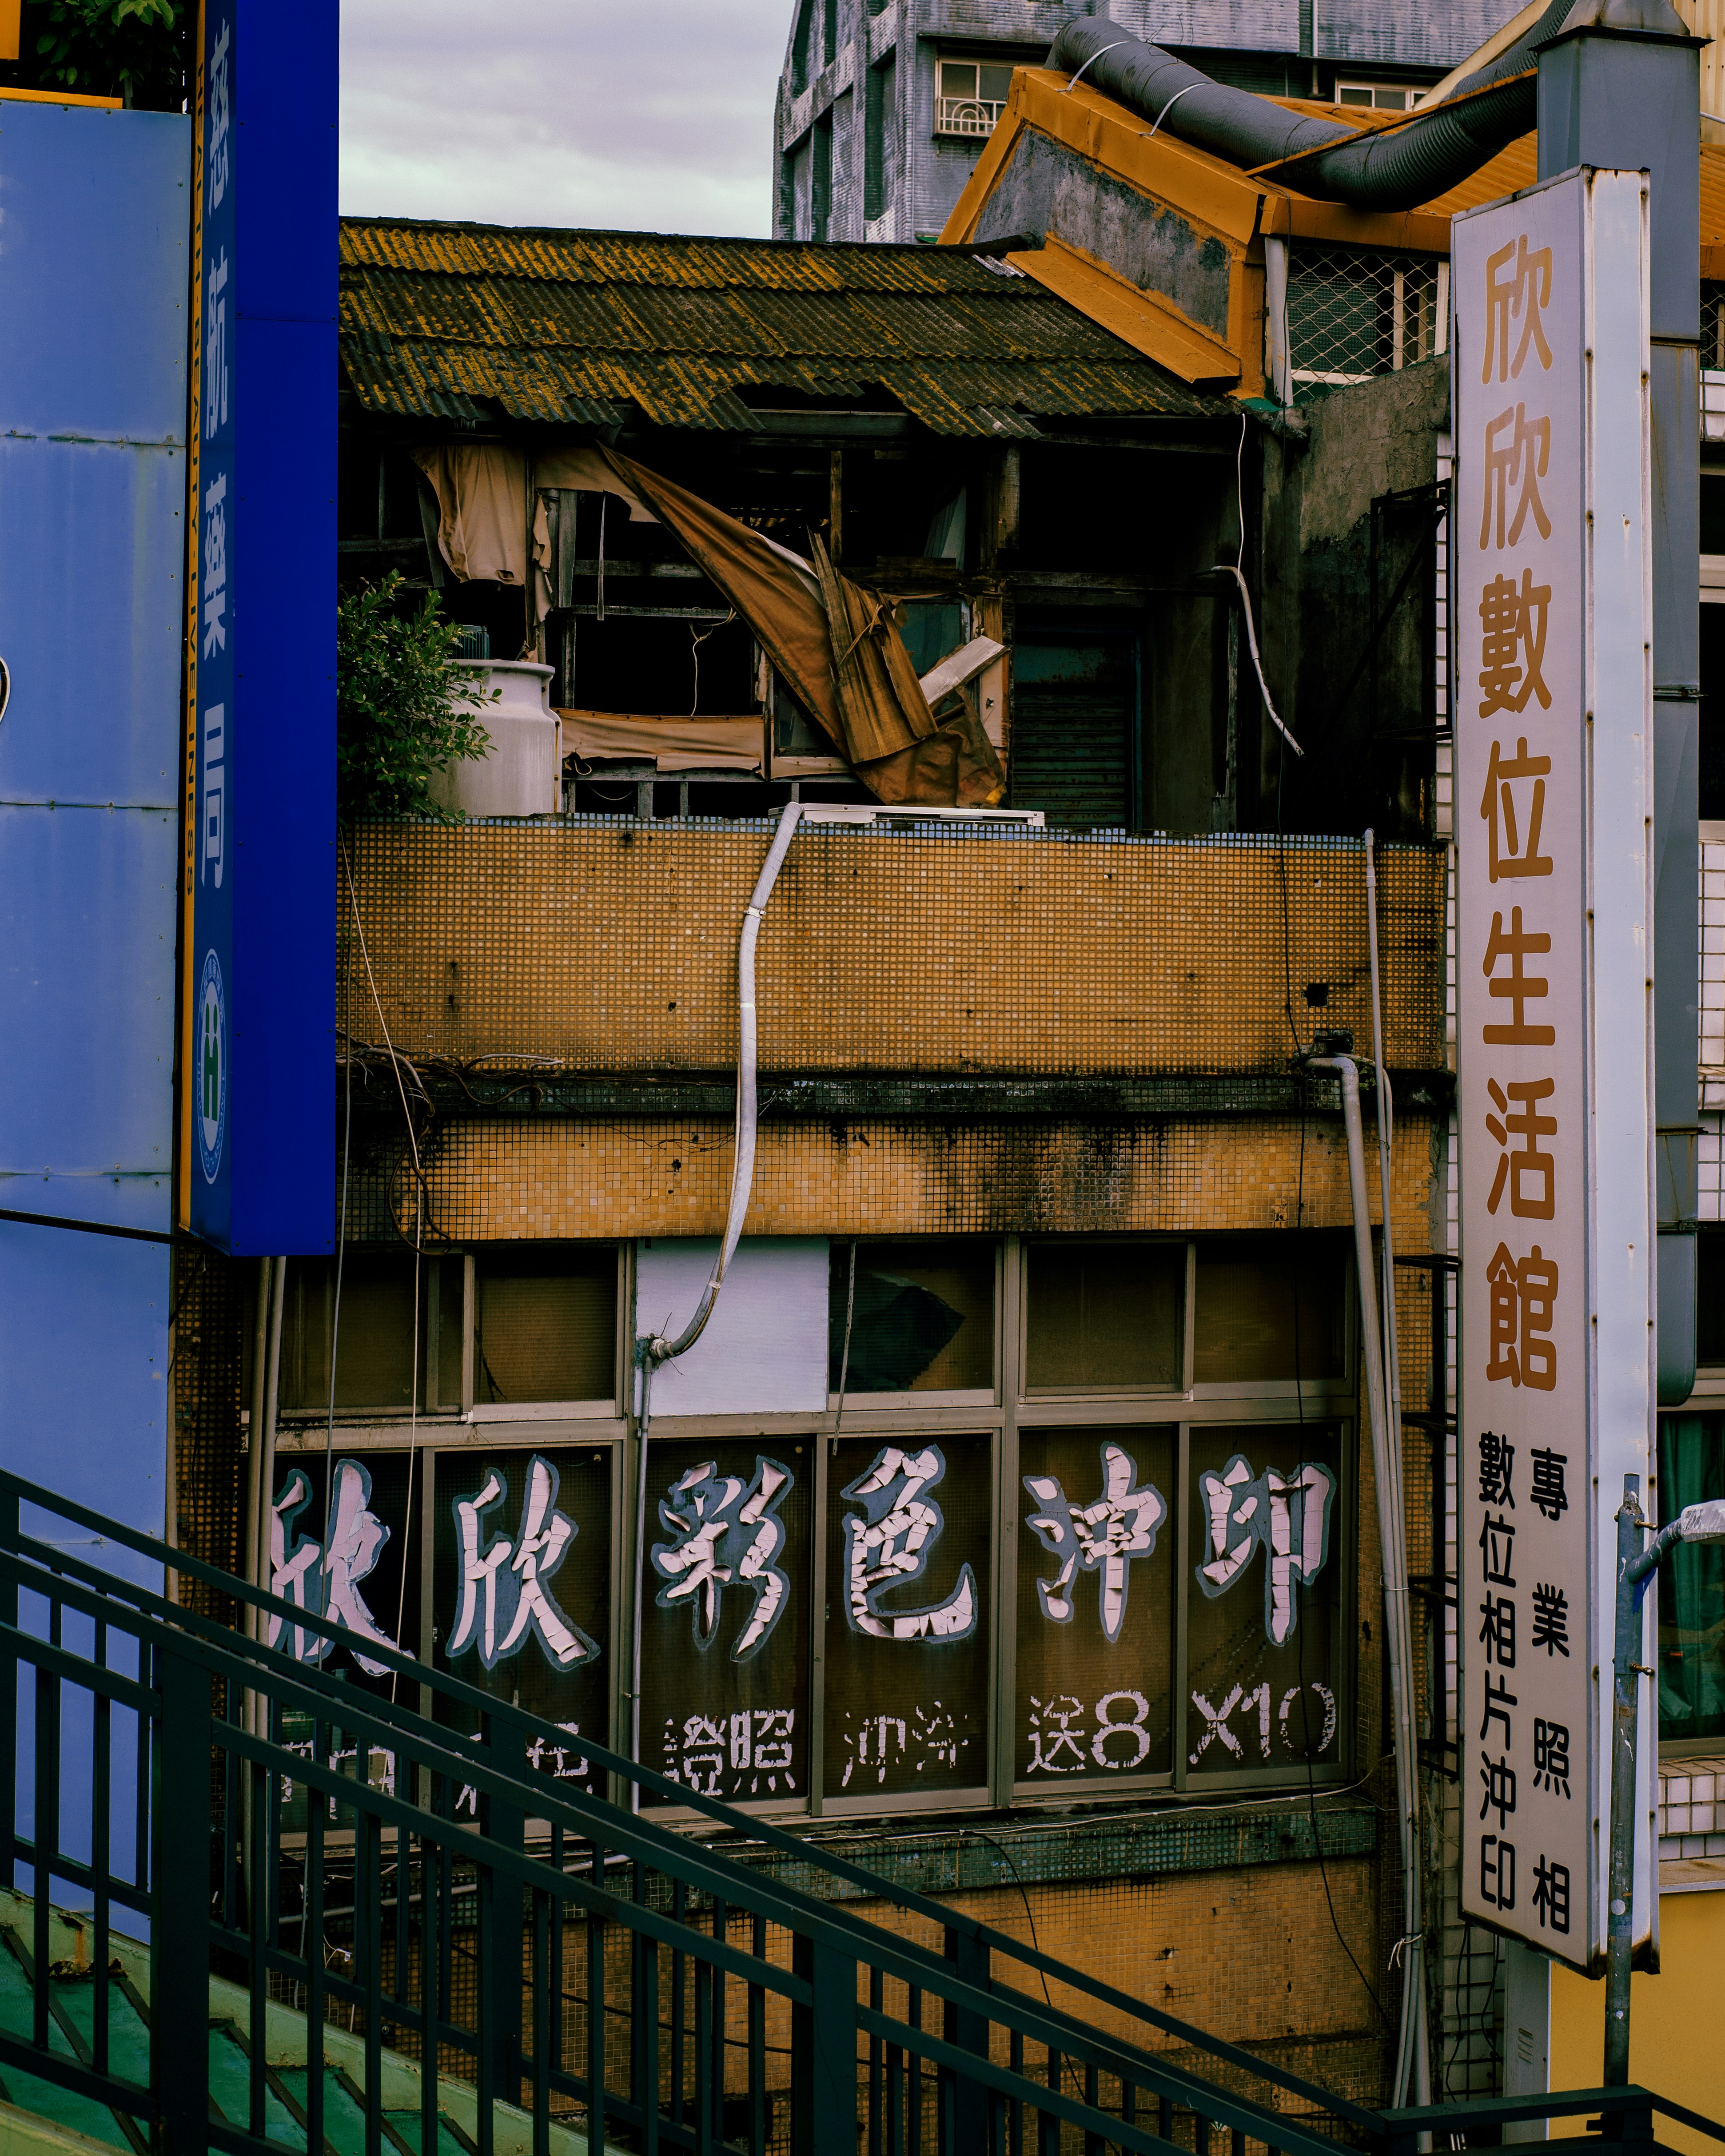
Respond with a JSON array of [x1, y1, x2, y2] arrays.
[[1192, 1234, 1347, 1384], [434, 1446, 613, 1795], [1373, 87, 1411, 109], [476, 1246, 617, 1404], [1657, 1414, 1725, 1742], [830, 1240, 994, 1393], [280, 1251, 453, 1412], [940, 61, 976, 97], [978, 64, 1013, 102], [1698, 1228, 1725, 1366], [643, 1439, 813, 1807], [1024, 1241, 1183, 1390], [1016, 1426, 1175, 1785], [1338, 85, 1372, 105], [1187, 1424, 1346, 1775], [267, 1450, 422, 1831], [825, 1432, 991, 1798]]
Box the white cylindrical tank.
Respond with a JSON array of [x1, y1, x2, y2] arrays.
[[427, 661, 560, 818]]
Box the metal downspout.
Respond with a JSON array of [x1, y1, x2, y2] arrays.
[[1310, 1052, 1424, 2110]]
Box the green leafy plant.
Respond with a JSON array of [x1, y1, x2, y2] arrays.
[[337, 577, 496, 824], [11, 0, 187, 111]]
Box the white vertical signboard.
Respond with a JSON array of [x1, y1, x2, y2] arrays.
[[1454, 167, 1656, 1973]]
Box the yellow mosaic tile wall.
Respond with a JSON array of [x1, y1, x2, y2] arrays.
[[355, 1110, 1435, 1246], [338, 822, 1445, 1077]]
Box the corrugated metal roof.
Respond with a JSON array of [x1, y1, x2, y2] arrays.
[[339, 217, 1231, 433]]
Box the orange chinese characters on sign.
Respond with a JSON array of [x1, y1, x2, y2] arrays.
[[1480, 738, 1554, 881], [1481, 406, 1552, 551], [1482, 907, 1555, 1046], [1485, 1077, 1556, 1219], [1486, 1242, 1559, 1391], [1479, 573, 1552, 719], [1482, 235, 1554, 385]]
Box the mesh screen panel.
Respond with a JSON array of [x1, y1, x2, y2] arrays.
[[1186, 1424, 1345, 1776], [1192, 1233, 1347, 1384], [476, 1246, 617, 1403], [171, 1245, 246, 1622], [1024, 1241, 1183, 1389], [642, 1437, 814, 1807], [1288, 245, 1442, 392], [829, 1239, 994, 1392], [1016, 1426, 1176, 1786], [825, 1431, 991, 1800]]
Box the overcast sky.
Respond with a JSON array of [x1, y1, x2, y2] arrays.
[[339, 0, 789, 236]]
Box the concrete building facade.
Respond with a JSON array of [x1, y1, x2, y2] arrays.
[[771, 0, 1529, 244]]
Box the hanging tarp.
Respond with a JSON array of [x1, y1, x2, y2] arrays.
[[409, 438, 1004, 807], [591, 447, 1004, 808]]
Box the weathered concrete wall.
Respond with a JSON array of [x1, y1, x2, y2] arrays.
[[1260, 357, 1450, 840], [970, 128, 1235, 335]]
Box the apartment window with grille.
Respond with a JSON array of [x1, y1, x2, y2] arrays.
[[1287, 245, 1447, 392], [1335, 80, 1414, 110], [936, 58, 1012, 138]]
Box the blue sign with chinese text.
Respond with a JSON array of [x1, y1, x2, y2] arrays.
[[181, 0, 336, 1253]]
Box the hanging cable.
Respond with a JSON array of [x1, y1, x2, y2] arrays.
[[1214, 413, 1303, 758]]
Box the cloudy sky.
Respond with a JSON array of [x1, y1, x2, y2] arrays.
[[339, 0, 789, 236]]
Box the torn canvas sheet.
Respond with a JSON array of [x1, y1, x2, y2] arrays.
[[591, 448, 1004, 809], [559, 711, 764, 773]]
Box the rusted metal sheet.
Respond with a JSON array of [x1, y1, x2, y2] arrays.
[[338, 218, 1232, 433]]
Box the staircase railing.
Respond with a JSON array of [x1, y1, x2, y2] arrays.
[[3, 1467, 1719, 2156]]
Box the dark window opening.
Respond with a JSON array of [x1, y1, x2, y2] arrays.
[[830, 1239, 995, 1392], [1024, 1241, 1184, 1390], [1193, 1234, 1348, 1384]]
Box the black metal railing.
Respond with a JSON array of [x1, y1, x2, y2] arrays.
[[3, 1466, 1719, 2156]]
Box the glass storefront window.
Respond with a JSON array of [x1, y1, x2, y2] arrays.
[[1186, 1422, 1346, 1775], [825, 1431, 992, 1800], [642, 1438, 814, 1807], [1016, 1426, 1176, 1785]]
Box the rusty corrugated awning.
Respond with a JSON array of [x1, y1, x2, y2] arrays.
[[339, 218, 1235, 435]]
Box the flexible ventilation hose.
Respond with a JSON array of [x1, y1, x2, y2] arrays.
[[626, 802, 805, 1790], [1049, 4, 1577, 212]]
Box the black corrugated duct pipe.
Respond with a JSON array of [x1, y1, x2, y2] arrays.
[[1049, 1, 1577, 211]]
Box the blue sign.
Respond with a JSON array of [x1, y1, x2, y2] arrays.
[[180, 0, 337, 1253]]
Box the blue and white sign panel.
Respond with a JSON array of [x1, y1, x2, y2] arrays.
[[1453, 167, 1657, 1973], [180, 0, 337, 1253]]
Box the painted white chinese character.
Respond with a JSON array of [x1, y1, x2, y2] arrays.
[[1194, 1453, 1335, 1646], [205, 20, 231, 211], [1025, 1694, 1087, 1775], [650, 1456, 793, 1659], [202, 472, 228, 656], [1023, 1443, 1166, 1640], [267, 1460, 399, 1678], [203, 251, 228, 442], [201, 704, 225, 888], [839, 1445, 976, 1642], [446, 1456, 598, 1672]]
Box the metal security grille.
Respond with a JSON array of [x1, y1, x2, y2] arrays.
[[1704, 279, 1725, 372], [1288, 246, 1446, 392]]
